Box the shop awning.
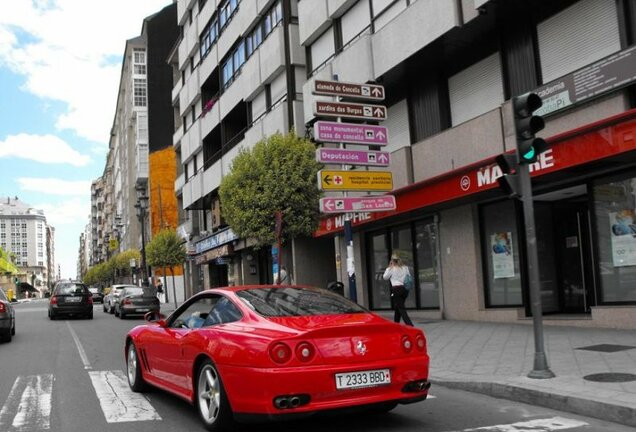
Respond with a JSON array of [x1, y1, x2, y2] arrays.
[[19, 282, 38, 292]]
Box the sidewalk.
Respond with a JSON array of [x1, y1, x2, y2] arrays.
[[409, 317, 636, 427]]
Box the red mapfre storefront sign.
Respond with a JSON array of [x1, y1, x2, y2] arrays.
[[315, 109, 636, 237]]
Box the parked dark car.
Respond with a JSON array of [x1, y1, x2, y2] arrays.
[[0, 289, 15, 342], [115, 286, 160, 319], [49, 281, 93, 320], [88, 287, 104, 303]]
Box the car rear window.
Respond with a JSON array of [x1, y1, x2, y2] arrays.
[[56, 283, 88, 295], [236, 287, 367, 317]]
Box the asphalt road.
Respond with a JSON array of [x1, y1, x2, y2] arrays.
[[0, 299, 632, 432]]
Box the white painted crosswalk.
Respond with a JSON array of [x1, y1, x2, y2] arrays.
[[0, 374, 54, 431], [88, 370, 161, 423]]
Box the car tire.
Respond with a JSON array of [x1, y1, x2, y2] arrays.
[[109, 305, 115, 314], [114, 307, 119, 317], [49, 311, 56, 320], [11, 321, 15, 336], [119, 310, 126, 319], [87, 311, 93, 320], [1, 328, 11, 343], [126, 341, 148, 392], [195, 359, 233, 431]]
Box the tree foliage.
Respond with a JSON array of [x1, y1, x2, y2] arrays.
[[146, 229, 187, 269], [219, 132, 322, 247], [82, 249, 140, 285]]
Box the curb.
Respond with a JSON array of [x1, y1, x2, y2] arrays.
[[433, 380, 636, 428]]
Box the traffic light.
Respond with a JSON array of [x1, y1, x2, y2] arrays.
[[513, 93, 548, 164], [495, 152, 521, 199]]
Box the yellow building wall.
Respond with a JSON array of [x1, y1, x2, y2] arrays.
[[149, 147, 183, 277]]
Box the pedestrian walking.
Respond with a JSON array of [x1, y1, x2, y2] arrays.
[[383, 255, 414, 326], [156, 279, 164, 303]]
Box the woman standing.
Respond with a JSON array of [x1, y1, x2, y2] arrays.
[[383, 255, 414, 326]]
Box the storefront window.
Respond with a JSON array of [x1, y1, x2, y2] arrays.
[[369, 232, 390, 308], [367, 219, 441, 310], [481, 200, 523, 306], [593, 176, 636, 303], [415, 222, 440, 308]]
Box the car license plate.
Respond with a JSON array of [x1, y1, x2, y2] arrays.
[[335, 369, 391, 390], [137, 308, 149, 312], [66, 297, 81, 303]]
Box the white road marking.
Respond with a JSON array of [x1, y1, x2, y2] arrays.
[[458, 416, 588, 431], [66, 321, 91, 370], [89, 370, 161, 423], [0, 374, 54, 431]]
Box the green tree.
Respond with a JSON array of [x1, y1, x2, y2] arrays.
[[113, 249, 141, 282], [219, 132, 321, 247], [146, 229, 186, 308]]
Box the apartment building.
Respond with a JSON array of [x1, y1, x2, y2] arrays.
[[172, 0, 335, 294], [0, 197, 53, 294], [91, 4, 179, 289], [301, 0, 636, 329]]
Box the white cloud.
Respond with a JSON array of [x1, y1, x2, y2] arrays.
[[0, 133, 91, 166], [35, 197, 90, 227], [0, 0, 171, 144], [17, 177, 92, 196]]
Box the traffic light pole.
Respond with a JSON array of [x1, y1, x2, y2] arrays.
[[518, 162, 555, 379]]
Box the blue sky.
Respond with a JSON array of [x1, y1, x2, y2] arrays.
[[0, 1, 170, 279]]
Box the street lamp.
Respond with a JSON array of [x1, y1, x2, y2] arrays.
[[135, 186, 149, 284]]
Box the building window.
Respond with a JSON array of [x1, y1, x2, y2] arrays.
[[133, 49, 146, 75], [480, 200, 523, 307], [200, 17, 219, 59], [593, 173, 636, 303], [219, 0, 239, 29], [133, 78, 147, 107]]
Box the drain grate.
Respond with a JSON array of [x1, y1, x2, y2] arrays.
[[576, 344, 636, 353], [583, 373, 636, 383]]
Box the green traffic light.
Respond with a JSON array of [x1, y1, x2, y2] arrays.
[[522, 147, 536, 161]]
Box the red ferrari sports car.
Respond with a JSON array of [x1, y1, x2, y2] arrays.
[[125, 285, 430, 431]]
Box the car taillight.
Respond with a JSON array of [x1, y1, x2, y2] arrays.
[[123, 299, 132, 305], [269, 342, 292, 364], [50, 296, 58, 305], [402, 335, 413, 353], [295, 342, 315, 362], [416, 334, 426, 352], [88, 296, 93, 305], [0, 302, 5, 313]]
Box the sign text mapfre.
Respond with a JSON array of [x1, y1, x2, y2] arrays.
[[313, 80, 385, 100]]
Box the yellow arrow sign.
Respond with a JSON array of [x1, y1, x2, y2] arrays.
[[318, 170, 393, 191]]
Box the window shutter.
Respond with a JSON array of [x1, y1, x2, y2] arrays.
[[384, 99, 410, 152], [537, 0, 620, 83], [448, 52, 504, 126]]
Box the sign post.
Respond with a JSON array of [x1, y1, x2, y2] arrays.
[[313, 77, 390, 303]]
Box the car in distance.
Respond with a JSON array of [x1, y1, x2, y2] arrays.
[[0, 289, 16, 342], [125, 285, 430, 431], [48, 281, 93, 320], [103, 284, 135, 314], [88, 287, 104, 303], [115, 286, 160, 319]]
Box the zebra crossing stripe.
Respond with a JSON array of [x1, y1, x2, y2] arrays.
[[459, 416, 588, 431], [88, 370, 161, 423], [0, 374, 54, 431]]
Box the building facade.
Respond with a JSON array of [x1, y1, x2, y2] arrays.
[[172, 0, 336, 297], [0, 197, 54, 295], [301, 0, 636, 329]]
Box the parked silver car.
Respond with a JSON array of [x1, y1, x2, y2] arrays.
[[103, 284, 136, 314], [0, 289, 16, 342]]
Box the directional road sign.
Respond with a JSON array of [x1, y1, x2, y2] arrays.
[[319, 196, 396, 213], [314, 121, 388, 146], [313, 80, 385, 100], [314, 101, 387, 121], [316, 148, 390, 167], [318, 170, 393, 191]]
